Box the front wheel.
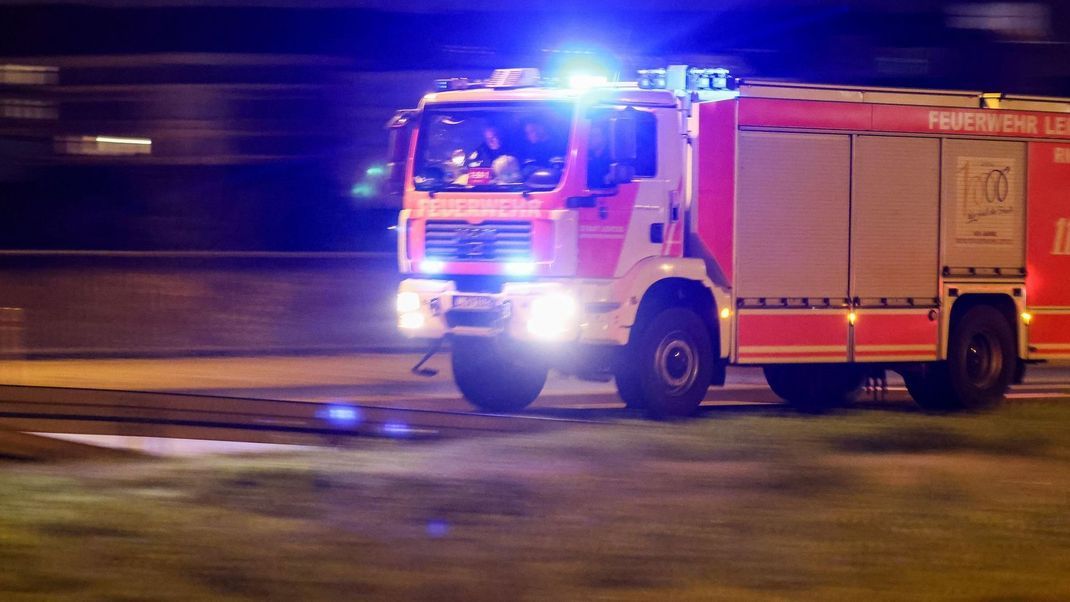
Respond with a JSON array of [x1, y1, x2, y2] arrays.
[[613, 366, 646, 410], [627, 307, 715, 419], [451, 336, 548, 413]]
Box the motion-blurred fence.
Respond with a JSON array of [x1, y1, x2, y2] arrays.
[[0, 306, 24, 358], [0, 252, 410, 357]]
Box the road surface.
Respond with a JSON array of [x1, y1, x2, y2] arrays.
[[2, 353, 1068, 418]]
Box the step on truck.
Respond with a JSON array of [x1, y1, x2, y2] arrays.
[[390, 66, 1070, 417]]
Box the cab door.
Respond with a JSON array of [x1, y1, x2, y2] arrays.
[[575, 105, 682, 279]]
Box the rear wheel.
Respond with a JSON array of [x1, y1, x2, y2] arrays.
[[626, 307, 714, 419], [906, 305, 1014, 411], [451, 336, 548, 413], [901, 364, 955, 411], [764, 364, 865, 413]]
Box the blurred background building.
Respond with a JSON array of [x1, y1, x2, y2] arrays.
[[1, 0, 1069, 355], [1, 0, 1068, 252]]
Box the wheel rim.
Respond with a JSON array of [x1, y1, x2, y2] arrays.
[[655, 331, 699, 395], [964, 331, 1002, 388]]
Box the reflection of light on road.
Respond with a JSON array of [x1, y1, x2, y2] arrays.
[[382, 422, 412, 437], [320, 404, 362, 426], [426, 519, 449, 538]]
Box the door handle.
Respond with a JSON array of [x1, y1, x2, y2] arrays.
[[566, 196, 597, 208], [650, 223, 665, 243]]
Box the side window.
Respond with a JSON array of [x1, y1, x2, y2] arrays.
[[587, 113, 612, 189], [586, 108, 657, 189], [634, 110, 657, 178]]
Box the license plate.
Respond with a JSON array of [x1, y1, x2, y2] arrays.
[[452, 295, 496, 311]]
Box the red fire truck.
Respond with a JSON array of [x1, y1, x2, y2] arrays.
[[390, 66, 1070, 417]]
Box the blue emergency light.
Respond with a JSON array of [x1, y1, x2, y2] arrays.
[[639, 66, 735, 92]]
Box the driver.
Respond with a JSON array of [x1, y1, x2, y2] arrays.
[[467, 126, 507, 167], [519, 120, 554, 169]]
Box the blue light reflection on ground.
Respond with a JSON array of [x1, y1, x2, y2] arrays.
[[319, 404, 362, 427], [382, 422, 412, 437], [426, 519, 450, 538]]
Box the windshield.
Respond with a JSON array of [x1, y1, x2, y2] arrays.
[[413, 102, 573, 192]]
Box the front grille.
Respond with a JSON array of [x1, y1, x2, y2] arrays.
[[424, 220, 533, 262]]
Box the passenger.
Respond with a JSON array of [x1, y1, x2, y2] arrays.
[[467, 126, 507, 167], [587, 121, 613, 189], [519, 120, 555, 168], [492, 155, 522, 184]]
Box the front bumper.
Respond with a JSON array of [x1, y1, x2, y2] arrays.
[[396, 278, 628, 344]]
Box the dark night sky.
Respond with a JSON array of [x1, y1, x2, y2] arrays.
[[3, 2, 1069, 91], [2, 1, 1068, 251]]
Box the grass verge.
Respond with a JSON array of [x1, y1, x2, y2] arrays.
[[1, 403, 1069, 600]]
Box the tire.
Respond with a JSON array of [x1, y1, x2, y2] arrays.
[[628, 307, 715, 419], [613, 362, 646, 410], [763, 364, 865, 413], [614, 342, 647, 409], [451, 336, 548, 413], [911, 305, 1015, 412], [948, 305, 1015, 409], [901, 364, 956, 411]]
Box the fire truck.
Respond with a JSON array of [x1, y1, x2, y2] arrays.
[[390, 66, 1070, 417]]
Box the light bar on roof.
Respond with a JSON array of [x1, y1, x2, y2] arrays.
[[637, 68, 667, 90], [638, 66, 734, 92], [688, 68, 732, 91], [486, 68, 541, 89], [435, 77, 473, 91]]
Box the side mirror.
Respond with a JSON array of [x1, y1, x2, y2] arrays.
[[385, 163, 406, 196], [413, 166, 446, 191], [385, 109, 419, 197]]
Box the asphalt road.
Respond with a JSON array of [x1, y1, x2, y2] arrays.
[[2, 354, 1068, 419]]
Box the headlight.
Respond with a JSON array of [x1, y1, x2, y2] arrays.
[[504, 261, 536, 277], [420, 260, 444, 274], [527, 292, 578, 340], [399, 311, 425, 330], [396, 291, 421, 313]]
